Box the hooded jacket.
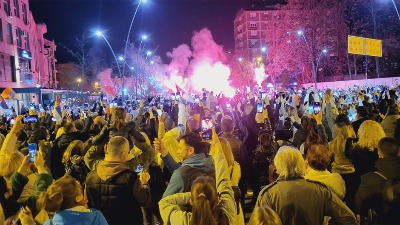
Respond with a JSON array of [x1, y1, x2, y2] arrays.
[[355, 157, 400, 224], [256, 178, 356, 225], [159, 143, 237, 225], [85, 160, 151, 225], [162, 153, 214, 198], [381, 115, 400, 138], [44, 207, 108, 225]]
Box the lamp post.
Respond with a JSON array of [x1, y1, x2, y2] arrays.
[[120, 0, 147, 104], [297, 30, 318, 89], [77, 78, 82, 103], [315, 49, 328, 88], [95, 31, 123, 99]]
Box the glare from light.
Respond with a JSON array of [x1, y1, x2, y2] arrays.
[[297, 30, 303, 35], [95, 31, 103, 37], [142, 35, 148, 40], [322, 49, 328, 53], [118, 56, 124, 61], [238, 57, 243, 62], [146, 51, 152, 56], [261, 47, 267, 52]]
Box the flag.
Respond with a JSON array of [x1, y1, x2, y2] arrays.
[[1, 87, 14, 99], [0, 95, 8, 109], [53, 94, 62, 121], [175, 84, 190, 101], [175, 84, 186, 95]]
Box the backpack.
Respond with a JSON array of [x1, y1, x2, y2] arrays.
[[180, 165, 216, 193]]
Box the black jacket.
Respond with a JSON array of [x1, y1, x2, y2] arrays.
[[355, 157, 400, 224], [51, 133, 76, 179], [86, 163, 151, 225], [345, 139, 379, 177]]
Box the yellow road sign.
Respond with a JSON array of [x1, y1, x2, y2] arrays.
[[348, 35, 382, 57], [348, 35, 364, 55], [365, 38, 382, 57]]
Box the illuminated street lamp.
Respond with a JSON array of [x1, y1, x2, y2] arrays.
[[261, 46, 267, 53], [315, 49, 328, 88]]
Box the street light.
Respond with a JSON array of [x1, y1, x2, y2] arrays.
[[261, 46, 267, 53], [315, 49, 328, 88], [120, 0, 148, 104], [118, 56, 125, 61], [146, 51, 152, 56], [95, 31, 123, 80], [238, 57, 243, 62]]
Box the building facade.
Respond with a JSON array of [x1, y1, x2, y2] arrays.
[[0, 0, 57, 110]]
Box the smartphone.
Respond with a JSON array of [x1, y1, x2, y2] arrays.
[[246, 86, 251, 93], [29, 103, 35, 110], [195, 98, 200, 104], [201, 117, 213, 140], [22, 115, 38, 124], [308, 106, 313, 115], [156, 109, 163, 116], [261, 92, 267, 100], [176, 95, 181, 102], [313, 102, 321, 114], [226, 103, 231, 109], [135, 164, 143, 173], [28, 143, 38, 163], [257, 103, 263, 113], [10, 206, 24, 224], [10, 118, 15, 125], [83, 103, 88, 111]]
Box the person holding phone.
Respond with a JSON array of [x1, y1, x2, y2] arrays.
[[0, 152, 52, 220]]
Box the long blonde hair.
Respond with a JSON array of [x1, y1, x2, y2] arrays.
[[357, 120, 386, 151], [112, 107, 126, 131], [62, 140, 84, 165], [248, 206, 283, 225]]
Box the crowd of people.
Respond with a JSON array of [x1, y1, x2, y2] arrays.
[[0, 84, 399, 225]]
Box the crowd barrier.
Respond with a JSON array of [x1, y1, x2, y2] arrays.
[[302, 77, 400, 89]]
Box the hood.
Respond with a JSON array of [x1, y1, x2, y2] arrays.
[[376, 157, 400, 180], [181, 153, 213, 172], [50, 208, 103, 225], [382, 115, 400, 124], [96, 161, 131, 182]]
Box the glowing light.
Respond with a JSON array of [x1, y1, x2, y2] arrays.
[[95, 31, 103, 37], [190, 62, 235, 97], [238, 57, 243, 62], [261, 47, 267, 52], [142, 34, 148, 40], [146, 51, 152, 56], [254, 67, 266, 86], [297, 30, 303, 35], [322, 49, 328, 53], [77, 78, 82, 83], [118, 56, 124, 61], [257, 57, 262, 62]]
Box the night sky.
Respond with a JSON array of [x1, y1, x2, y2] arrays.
[[29, 0, 284, 64]]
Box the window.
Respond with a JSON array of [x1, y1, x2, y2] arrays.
[[0, 19, 3, 42], [13, 0, 19, 18], [250, 13, 256, 19], [4, 0, 10, 16], [21, 2, 27, 24], [6, 23, 12, 44], [24, 31, 29, 49], [250, 31, 257, 37], [38, 39, 42, 52], [250, 40, 257, 48], [15, 27, 22, 47], [250, 22, 257, 28]]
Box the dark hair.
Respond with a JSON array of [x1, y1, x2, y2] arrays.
[[89, 123, 101, 136], [335, 114, 350, 126], [73, 120, 84, 131], [63, 122, 75, 134], [38, 126, 49, 140], [304, 131, 323, 155], [356, 106, 368, 118], [181, 132, 207, 154], [306, 144, 332, 171], [221, 119, 234, 133], [378, 137, 400, 158]]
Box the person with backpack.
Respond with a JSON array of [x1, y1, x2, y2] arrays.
[[154, 132, 215, 198], [355, 137, 400, 225], [159, 128, 236, 225]]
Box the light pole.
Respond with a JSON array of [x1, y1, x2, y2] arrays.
[[95, 31, 122, 78], [297, 30, 318, 88], [77, 78, 82, 103], [315, 49, 328, 88], [384, 0, 400, 22], [120, 0, 147, 104]]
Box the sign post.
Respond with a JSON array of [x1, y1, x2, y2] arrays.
[[348, 35, 382, 80]]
